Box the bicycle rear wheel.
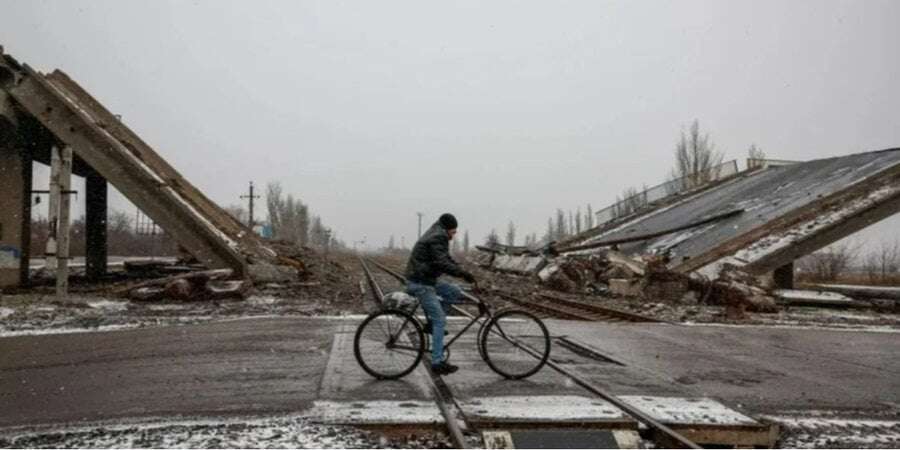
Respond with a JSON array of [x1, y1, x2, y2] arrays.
[[354, 309, 425, 380], [479, 309, 550, 379]]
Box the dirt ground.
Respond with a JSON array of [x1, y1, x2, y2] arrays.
[[3, 248, 899, 335]]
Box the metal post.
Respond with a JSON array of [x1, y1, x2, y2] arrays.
[[56, 146, 73, 298], [46, 146, 61, 273], [240, 181, 260, 229]]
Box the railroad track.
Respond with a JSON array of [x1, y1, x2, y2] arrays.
[[491, 289, 663, 323], [358, 257, 700, 449]]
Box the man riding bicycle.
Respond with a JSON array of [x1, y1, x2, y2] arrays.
[[404, 213, 477, 375]]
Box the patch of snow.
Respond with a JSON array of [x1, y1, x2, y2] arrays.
[[760, 414, 900, 449], [0, 414, 382, 449], [460, 395, 627, 422], [87, 300, 129, 311], [247, 296, 282, 306], [146, 304, 186, 311], [0, 324, 141, 337], [774, 290, 853, 303], [307, 400, 443, 425], [618, 396, 759, 426], [0, 307, 14, 319], [817, 284, 900, 294], [683, 322, 900, 333]]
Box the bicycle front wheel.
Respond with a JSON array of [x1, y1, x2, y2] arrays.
[[480, 309, 550, 379], [354, 309, 425, 380]]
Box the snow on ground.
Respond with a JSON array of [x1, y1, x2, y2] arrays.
[[460, 395, 626, 422], [761, 412, 900, 449], [773, 289, 853, 303], [307, 400, 443, 425], [87, 300, 130, 311], [618, 396, 759, 426], [0, 307, 13, 319], [0, 414, 450, 449]]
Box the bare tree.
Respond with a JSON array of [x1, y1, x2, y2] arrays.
[[388, 235, 395, 250], [798, 242, 860, 282], [747, 144, 766, 169], [863, 240, 900, 283], [671, 120, 724, 189], [585, 204, 594, 229], [266, 182, 310, 244], [575, 208, 582, 234], [555, 209, 566, 240], [505, 221, 516, 246], [485, 229, 501, 247], [224, 204, 247, 224]]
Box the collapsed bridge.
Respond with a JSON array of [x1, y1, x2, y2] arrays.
[[480, 147, 900, 290], [0, 46, 276, 289]]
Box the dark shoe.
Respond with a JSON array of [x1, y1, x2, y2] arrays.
[[423, 322, 448, 336], [431, 361, 459, 375]]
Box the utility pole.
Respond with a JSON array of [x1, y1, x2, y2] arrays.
[[240, 181, 260, 228], [416, 212, 424, 239]]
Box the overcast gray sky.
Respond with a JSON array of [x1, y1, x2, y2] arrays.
[[3, 0, 899, 251]]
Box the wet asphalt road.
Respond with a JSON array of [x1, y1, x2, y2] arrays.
[[0, 317, 337, 429], [2, 317, 899, 431]]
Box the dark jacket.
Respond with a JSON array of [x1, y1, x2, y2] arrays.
[[405, 222, 473, 286]]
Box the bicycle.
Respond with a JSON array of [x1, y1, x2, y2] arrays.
[[353, 288, 551, 380]]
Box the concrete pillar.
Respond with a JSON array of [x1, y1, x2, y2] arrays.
[[85, 172, 108, 280], [773, 261, 794, 289], [56, 146, 73, 298], [0, 145, 25, 288]]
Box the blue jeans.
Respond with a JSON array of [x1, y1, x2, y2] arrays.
[[406, 281, 462, 365]]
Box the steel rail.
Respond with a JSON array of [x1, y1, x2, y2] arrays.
[[363, 258, 701, 449], [357, 256, 470, 449], [536, 292, 667, 323]]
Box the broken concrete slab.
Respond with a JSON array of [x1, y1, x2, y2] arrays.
[[773, 289, 860, 307], [565, 149, 900, 279], [810, 283, 900, 301], [491, 254, 547, 275]]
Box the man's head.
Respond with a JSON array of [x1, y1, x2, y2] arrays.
[[439, 213, 458, 239]]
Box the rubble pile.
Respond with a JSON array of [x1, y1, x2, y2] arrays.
[[474, 246, 780, 319], [705, 265, 778, 319]]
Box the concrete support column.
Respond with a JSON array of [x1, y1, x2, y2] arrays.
[[56, 146, 73, 298], [0, 145, 25, 288], [19, 147, 32, 287], [773, 261, 795, 289], [85, 172, 108, 280]]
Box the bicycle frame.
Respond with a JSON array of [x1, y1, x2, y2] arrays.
[[387, 295, 493, 353]]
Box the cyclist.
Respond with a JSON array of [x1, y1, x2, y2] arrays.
[[405, 213, 477, 375]]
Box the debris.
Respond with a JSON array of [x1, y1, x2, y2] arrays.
[[609, 278, 641, 297], [247, 263, 298, 283]]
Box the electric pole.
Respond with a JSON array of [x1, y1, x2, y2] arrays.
[[416, 212, 424, 239], [240, 181, 260, 228]]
